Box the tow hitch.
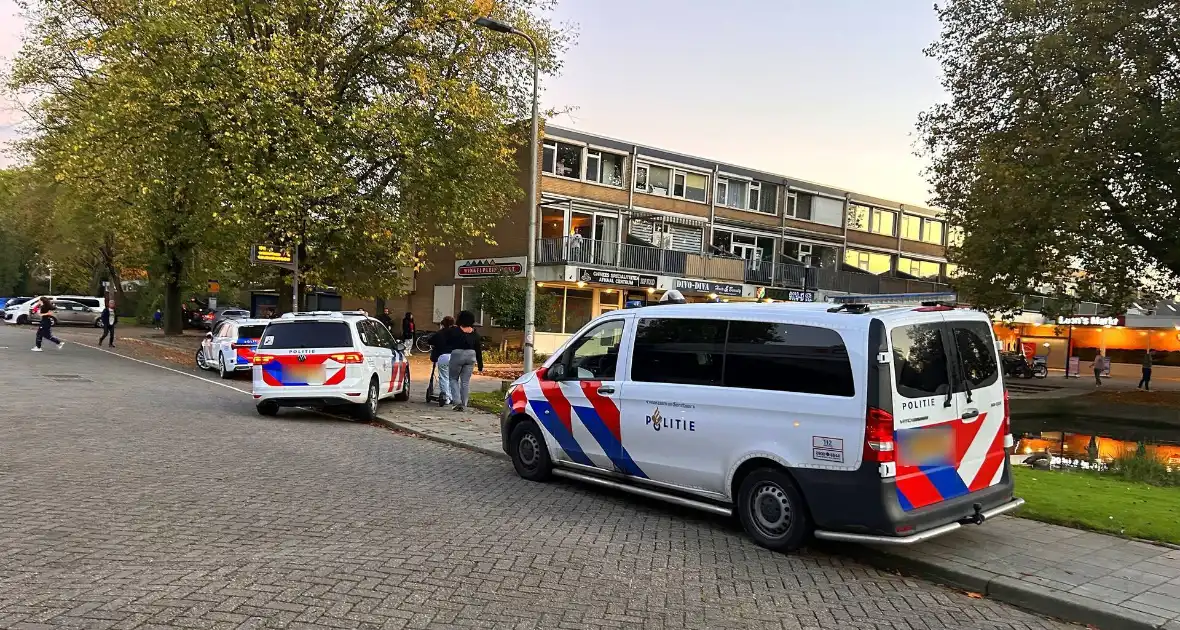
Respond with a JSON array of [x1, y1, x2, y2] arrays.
[[958, 503, 985, 526]]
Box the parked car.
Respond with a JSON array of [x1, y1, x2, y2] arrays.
[[500, 301, 1019, 552], [251, 311, 410, 420], [30, 299, 103, 328], [6, 295, 102, 326], [203, 307, 252, 330], [196, 318, 270, 379]]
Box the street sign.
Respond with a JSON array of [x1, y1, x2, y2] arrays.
[[251, 245, 294, 266], [208, 280, 220, 294]]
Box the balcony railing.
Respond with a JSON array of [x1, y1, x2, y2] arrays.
[[536, 236, 952, 296]]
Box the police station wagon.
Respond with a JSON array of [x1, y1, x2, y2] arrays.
[[500, 301, 1022, 552]]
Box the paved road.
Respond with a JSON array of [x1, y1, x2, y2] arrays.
[[0, 325, 1078, 629]]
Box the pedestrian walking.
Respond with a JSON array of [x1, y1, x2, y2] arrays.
[[1091, 352, 1106, 386], [401, 312, 415, 356], [153, 308, 163, 329], [97, 299, 118, 347], [444, 310, 483, 412], [31, 297, 64, 352], [1139, 351, 1153, 391], [430, 316, 455, 407], [377, 308, 393, 330]]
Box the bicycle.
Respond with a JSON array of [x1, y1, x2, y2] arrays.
[[414, 331, 434, 354]]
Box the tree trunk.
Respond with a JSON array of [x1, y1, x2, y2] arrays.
[[99, 242, 127, 306], [163, 251, 185, 336], [276, 268, 292, 315]]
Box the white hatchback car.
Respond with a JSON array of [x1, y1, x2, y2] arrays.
[[251, 312, 410, 420], [197, 318, 271, 379]]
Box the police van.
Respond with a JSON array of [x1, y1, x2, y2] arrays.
[[500, 300, 1022, 552]]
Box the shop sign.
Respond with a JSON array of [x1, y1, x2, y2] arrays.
[[455, 257, 526, 279], [1056, 315, 1121, 327], [578, 268, 657, 288], [762, 287, 816, 302], [674, 279, 743, 297]]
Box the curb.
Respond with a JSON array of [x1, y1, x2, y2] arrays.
[[373, 415, 510, 462], [847, 545, 1168, 630]]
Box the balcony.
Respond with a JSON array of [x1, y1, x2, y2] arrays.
[[536, 236, 952, 296]]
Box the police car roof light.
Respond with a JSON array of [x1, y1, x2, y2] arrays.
[[827, 303, 871, 314]]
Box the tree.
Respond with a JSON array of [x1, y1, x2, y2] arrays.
[[919, 0, 1180, 313], [9, 0, 569, 326], [474, 273, 554, 330]]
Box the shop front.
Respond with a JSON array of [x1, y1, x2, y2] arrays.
[[993, 314, 1180, 378]]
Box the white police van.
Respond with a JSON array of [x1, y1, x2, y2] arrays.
[[500, 300, 1021, 552]]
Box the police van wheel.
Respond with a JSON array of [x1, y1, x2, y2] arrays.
[[737, 468, 811, 552], [392, 370, 410, 402], [256, 401, 279, 416], [509, 420, 551, 482]]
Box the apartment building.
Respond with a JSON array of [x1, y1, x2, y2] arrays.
[[383, 124, 957, 352]]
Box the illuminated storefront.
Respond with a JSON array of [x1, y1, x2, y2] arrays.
[[994, 314, 1180, 375]]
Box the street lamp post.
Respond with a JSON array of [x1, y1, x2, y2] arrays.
[[475, 16, 540, 373]]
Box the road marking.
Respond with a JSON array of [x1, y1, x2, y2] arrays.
[[80, 344, 252, 396]]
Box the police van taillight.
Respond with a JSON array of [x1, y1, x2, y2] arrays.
[[1002, 390, 1014, 450], [864, 407, 895, 463]]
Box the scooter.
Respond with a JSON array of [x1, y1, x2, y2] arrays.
[[1002, 352, 1047, 379]]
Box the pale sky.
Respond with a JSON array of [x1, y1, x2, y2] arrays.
[[0, 0, 945, 205]]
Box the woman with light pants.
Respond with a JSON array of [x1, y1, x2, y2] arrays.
[[445, 310, 484, 412], [430, 316, 455, 407]]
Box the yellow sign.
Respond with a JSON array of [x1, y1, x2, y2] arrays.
[[208, 280, 220, 294], [252, 245, 292, 265]]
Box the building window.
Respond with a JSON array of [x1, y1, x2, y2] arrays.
[[922, 219, 944, 244], [748, 182, 761, 211], [844, 248, 892, 274], [898, 256, 942, 279], [459, 285, 486, 326], [636, 162, 707, 202], [713, 229, 773, 261], [848, 203, 896, 236], [758, 183, 777, 214], [716, 178, 749, 209], [948, 226, 964, 247], [541, 140, 582, 179], [872, 209, 896, 236], [945, 263, 960, 278], [786, 192, 813, 220], [901, 215, 922, 240], [585, 149, 624, 187]]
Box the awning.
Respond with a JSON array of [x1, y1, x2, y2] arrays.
[[627, 209, 707, 228]]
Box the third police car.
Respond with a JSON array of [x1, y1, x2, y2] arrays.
[[500, 300, 1020, 552]]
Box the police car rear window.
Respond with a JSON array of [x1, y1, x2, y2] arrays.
[[260, 322, 353, 349], [891, 323, 951, 398], [238, 325, 266, 339]]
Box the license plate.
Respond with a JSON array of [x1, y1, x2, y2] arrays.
[[284, 365, 325, 384], [898, 426, 953, 467]]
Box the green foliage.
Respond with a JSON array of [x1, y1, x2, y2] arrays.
[[919, 0, 1180, 313], [1108, 450, 1179, 487], [7, 0, 571, 328], [1012, 466, 1180, 545], [474, 273, 555, 331]]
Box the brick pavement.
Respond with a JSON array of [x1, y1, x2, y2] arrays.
[[0, 325, 1078, 629]]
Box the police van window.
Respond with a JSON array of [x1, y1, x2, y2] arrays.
[[952, 321, 1000, 389], [372, 321, 398, 349], [562, 319, 624, 380], [632, 318, 726, 386], [891, 324, 951, 398], [238, 325, 266, 340], [725, 321, 854, 396], [357, 321, 383, 347], [263, 321, 353, 349]]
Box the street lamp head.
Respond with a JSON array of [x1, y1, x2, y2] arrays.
[[474, 16, 515, 34]]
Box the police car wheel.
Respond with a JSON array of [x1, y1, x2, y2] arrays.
[[218, 353, 233, 379], [256, 401, 279, 416], [353, 379, 380, 422], [195, 349, 208, 370], [509, 420, 551, 482], [737, 468, 810, 552]]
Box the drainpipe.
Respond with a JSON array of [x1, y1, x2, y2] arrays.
[[624, 145, 636, 266], [707, 165, 718, 255]]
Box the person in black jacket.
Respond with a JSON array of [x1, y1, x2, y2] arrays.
[[32, 297, 63, 351], [430, 315, 455, 407], [444, 310, 483, 411], [377, 308, 393, 329], [97, 299, 118, 347], [401, 312, 415, 355]]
